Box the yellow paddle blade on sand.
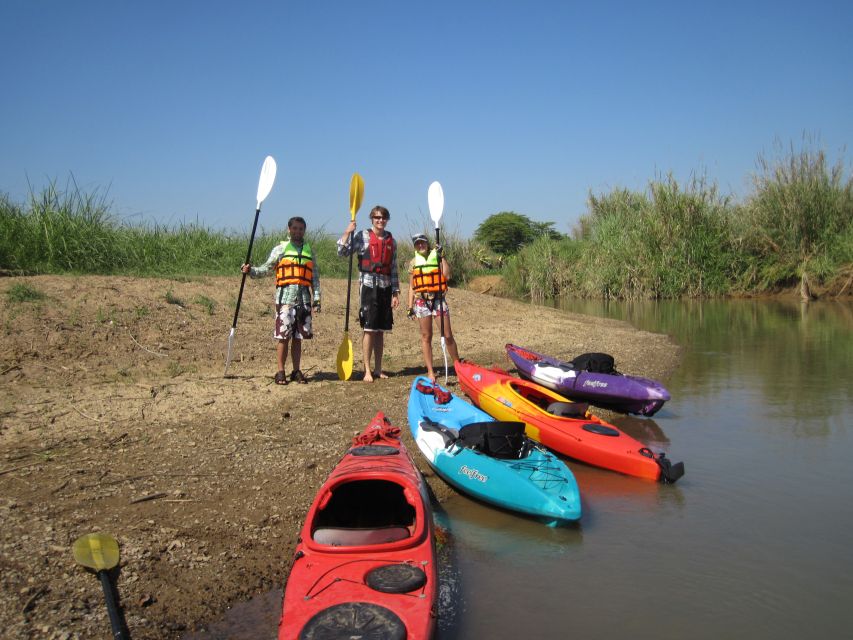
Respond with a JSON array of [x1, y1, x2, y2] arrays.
[[73, 533, 119, 572], [336, 331, 353, 381]]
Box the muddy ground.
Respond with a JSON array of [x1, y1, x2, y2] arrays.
[[0, 274, 679, 639]]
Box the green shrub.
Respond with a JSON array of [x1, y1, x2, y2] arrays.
[[6, 282, 46, 303], [736, 143, 853, 290]]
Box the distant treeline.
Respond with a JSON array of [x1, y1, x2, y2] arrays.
[[2, 145, 850, 298]]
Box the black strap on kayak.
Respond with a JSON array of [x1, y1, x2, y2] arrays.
[[419, 416, 459, 448]]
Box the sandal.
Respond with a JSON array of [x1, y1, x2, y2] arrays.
[[290, 369, 307, 384], [274, 370, 288, 385]]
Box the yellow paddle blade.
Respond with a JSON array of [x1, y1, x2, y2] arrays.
[[73, 533, 119, 572], [336, 333, 353, 381], [349, 173, 364, 220]]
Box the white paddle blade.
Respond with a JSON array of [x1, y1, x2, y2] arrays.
[[428, 181, 444, 228], [224, 328, 237, 377], [256, 156, 277, 207]]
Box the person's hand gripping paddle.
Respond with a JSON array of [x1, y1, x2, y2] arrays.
[[428, 180, 449, 384], [73, 533, 130, 639], [224, 155, 277, 377], [336, 172, 364, 380]]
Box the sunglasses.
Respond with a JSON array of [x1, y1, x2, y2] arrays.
[[371, 215, 389, 221]]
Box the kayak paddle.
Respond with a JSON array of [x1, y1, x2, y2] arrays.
[[336, 172, 364, 381], [427, 180, 448, 385], [72, 532, 130, 639], [224, 155, 277, 377]]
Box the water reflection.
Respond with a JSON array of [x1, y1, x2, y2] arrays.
[[611, 414, 670, 445], [553, 298, 852, 437]]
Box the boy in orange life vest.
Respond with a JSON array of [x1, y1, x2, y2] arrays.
[[406, 233, 460, 382], [337, 205, 400, 382], [241, 216, 321, 385]]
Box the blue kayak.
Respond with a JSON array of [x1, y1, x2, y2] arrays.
[[407, 377, 581, 525]]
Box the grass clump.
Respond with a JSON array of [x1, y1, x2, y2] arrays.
[[505, 175, 739, 300], [503, 236, 583, 302], [194, 295, 215, 315], [735, 142, 853, 292], [164, 289, 185, 307], [6, 282, 46, 303]]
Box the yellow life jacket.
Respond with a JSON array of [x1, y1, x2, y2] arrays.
[[411, 250, 447, 294], [275, 241, 314, 287]]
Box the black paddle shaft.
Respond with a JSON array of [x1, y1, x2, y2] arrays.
[[99, 570, 130, 640], [343, 229, 355, 333], [231, 207, 262, 330], [434, 227, 445, 339]]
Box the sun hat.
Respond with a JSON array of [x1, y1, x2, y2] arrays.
[[411, 233, 429, 245]]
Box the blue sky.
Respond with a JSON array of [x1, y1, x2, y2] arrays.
[[2, 1, 851, 238]]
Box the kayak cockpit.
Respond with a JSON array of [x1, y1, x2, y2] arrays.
[[310, 479, 416, 547]]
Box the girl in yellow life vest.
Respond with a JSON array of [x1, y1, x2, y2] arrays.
[[241, 216, 321, 385], [406, 233, 460, 382]]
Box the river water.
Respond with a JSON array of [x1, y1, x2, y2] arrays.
[[437, 298, 852, 639], [188, 298, 852, 639]]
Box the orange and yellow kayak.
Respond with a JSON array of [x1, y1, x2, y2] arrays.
[[455, 360, 684, 483]]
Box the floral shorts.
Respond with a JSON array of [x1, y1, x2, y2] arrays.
[[413, 296, 449, 319], [274, 303, 313, 340]]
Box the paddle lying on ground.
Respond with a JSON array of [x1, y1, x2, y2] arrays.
[[427, 180, 448, 384], [336, 173, 364, 381], [224, 155, 277, 377], [73, 533, 130, 639]]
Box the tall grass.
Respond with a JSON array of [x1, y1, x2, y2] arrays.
[[503, 236, 583, 302], [735, 144, 853, 290], [5, 142, 849, 299], [504, 143, 851, 299], [0, 182, 483, 282], [538, 175, 740, 299]]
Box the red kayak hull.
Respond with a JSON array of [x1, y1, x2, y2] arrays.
[[278, 412, 437, 639]]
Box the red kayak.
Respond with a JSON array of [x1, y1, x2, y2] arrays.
[[456, 360, 684, 483], [278, 413, 437, 640]]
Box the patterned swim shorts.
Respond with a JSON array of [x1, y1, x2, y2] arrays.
[[413, 297, 449, 319], [274, 303, 313, 340]]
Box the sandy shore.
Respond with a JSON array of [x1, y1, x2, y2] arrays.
[[0, 274, 678, 639]]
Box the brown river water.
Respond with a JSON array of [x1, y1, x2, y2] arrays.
[[188, 298, 853, 639]]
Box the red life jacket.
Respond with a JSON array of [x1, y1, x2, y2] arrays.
[[359, 230, 394, 275]]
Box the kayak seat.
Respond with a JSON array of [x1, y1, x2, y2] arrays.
[[458, 421, 528, 459], [419, 417, 459, 447], [547, 401, 589, 418], [312, 525, 411, 546]]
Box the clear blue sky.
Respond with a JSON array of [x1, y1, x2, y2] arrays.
[[2, 1, 851, 238]]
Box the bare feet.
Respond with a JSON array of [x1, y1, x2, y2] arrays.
[[374, 371, 389, 379], [363, 372, 374, 383]]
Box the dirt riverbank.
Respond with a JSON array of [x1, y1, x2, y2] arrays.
[[0, 274, 679, 639]]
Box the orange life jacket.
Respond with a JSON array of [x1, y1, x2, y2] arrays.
[[275, 241, 314, 287], [359, 230, 394, 275], [411, 250, 447, 294]]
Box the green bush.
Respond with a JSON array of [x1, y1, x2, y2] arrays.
[[736, 144, 853, 290], [572, 176, 738, 298], [6, 282, 46, 303], [503, 236, 582, 301]]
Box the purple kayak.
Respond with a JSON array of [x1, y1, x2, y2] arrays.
[[505, 344, 671, 417]]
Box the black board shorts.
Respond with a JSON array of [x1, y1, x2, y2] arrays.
[[359, 284, 393, 332]]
